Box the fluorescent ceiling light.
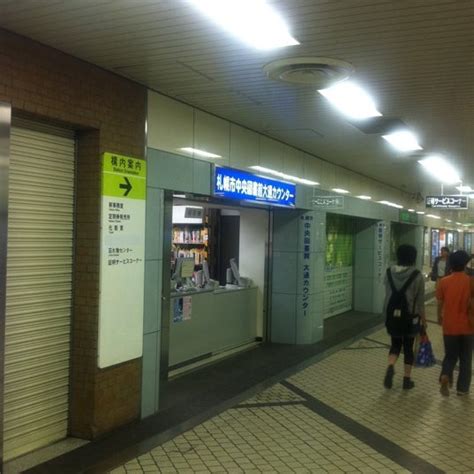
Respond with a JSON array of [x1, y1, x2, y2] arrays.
[[456, 185, 473, 193], [445, 219, 452, 223], [382, 130, 422, 152], [426, 214, 441, 219], [318, 81, 382, 120], [408, 209, 415, 212], [377, 200, 403, 209], [250, 166, 319, 186], [179, 147, 222, 159], [173, 194, 187, 198], [332, 188, 350, 194], [456, 222, 462, 225], [418, 155, 461, 184], [416, 211, 425, 215], [357, 195, 372, 200], [188, 0, 299, 50]]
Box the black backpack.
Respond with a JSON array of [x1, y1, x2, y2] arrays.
[[385, 268, 420, 335]]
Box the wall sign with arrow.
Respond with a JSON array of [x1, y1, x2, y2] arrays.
[[98, 152, 147, 368]]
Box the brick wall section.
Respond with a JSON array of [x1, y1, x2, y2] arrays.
[[0, 28, 147, 439]]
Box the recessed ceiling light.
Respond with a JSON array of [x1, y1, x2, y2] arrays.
[[318, 81, 382, 120], [456, 185, 473, 193], [188, 0, 299, 50], [382, 130, 422, 152], [250, 166, 319, 185], [357, 195, 372, 200], [408, 209, 415, 212], [332, 188, 350, 194], [179, 147, 222, 159], [418, 155, 461, 184], [377, 200, 403, 209], [416, 211, 425, 215]]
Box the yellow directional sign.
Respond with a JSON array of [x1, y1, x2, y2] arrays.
[[102, 152, 146, 200]]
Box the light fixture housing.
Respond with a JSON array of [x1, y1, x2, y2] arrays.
[[382, 130, 422, 152], [332, 188, 350, 194], [188, 0, 299, 50], [456, 185, 473, 193], [418, 155, 461, 184], [250, 166, 319, 186], [179, 147, 222, 159], [357, 195, 372, 200], [318, 81, 382, 120]]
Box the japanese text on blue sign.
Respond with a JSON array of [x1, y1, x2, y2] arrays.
[[214, 167, 296, 207]]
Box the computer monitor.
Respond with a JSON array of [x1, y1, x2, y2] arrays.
[[202, 260, 210, 283], [229, 258, 241, 286]]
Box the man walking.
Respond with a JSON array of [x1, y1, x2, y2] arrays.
[[437, 250, 474, 396], [431, 246, 451, 284]]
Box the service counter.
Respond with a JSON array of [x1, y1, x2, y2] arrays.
[[169, 286, 257, 368]]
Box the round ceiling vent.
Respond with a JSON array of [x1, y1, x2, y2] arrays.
[[263, 57, 354, 88]]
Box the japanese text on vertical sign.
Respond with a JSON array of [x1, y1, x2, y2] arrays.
[[376, 222, 385, 281], [301, 215, 313, 317]]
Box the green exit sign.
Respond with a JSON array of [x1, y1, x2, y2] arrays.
[[399, 209, 418, 224]]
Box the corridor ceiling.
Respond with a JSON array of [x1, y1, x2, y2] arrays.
[[1, 0, 473, 201]]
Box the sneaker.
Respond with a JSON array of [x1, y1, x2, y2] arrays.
[[403, 377, 415, 390], [384, 365, 395, 389], [440, 375, 450, 397], [456, 391, 469, 397]]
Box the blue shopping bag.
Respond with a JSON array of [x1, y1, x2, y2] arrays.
[[415, 333, 436, 368]]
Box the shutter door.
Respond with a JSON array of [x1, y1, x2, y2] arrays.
[[4, 121, 75, 460]]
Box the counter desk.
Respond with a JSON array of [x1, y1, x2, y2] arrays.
[[169, 286, 258, 368]]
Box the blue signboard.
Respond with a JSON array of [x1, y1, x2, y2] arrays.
[[214, 166, 296, 207]]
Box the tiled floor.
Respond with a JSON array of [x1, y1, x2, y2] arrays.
[[111, 301, 474, 473]]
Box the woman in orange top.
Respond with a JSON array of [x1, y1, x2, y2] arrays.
[[436, 250, 474, 396]]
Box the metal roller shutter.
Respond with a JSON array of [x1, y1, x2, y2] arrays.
[[4, 120, 75, 460]]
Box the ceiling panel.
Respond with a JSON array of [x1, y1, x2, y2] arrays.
[[1, 0, 473, 204]]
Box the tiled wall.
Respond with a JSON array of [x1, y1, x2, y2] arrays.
[[147, 91, 418, 208], [0, 28, 147, 438], [141, 184, 165, 417], [144, 91, 438, 368]]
